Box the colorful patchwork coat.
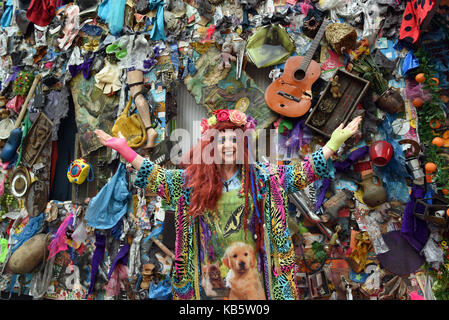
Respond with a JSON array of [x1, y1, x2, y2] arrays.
[[134, 148, 334, 300]]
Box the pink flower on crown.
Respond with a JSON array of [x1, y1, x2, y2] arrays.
[[201, 118, 209, 134], [229, 109, 247, 126], [216, 109, 230, 122]]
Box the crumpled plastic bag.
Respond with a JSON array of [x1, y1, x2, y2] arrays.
[[94, 59, 122, 94], [246, 24, 295, 68], [97, 0, 126, 36], [84, 162, 131, 229], [374, 113, 411, 204], [403, 51, 419, 75], [421, 225, 444, 270], [148, 277, 172, 300], [115, 34, 155, 72]]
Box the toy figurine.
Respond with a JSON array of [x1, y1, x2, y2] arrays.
[[140, 263, 155, 290], [350, 39, 370, 61], [269, 68, 282, 81], [218, 37, 236, 71], [330, 75, 342, 99]]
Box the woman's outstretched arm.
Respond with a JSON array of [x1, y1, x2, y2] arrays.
[[94, 129, 183, 207], [94, 129, 145, 170], [322, 116, 362, 160], [263, 116, 363, 194]]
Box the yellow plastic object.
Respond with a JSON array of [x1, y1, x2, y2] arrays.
[[67, 158, 92, 185]]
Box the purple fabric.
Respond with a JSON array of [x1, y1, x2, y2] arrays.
[[143, 45, 164, 71], [88, 233, 106, 296], [334, 146, 369, 173], [68, 56, 94, 79], [199, 216, 213, 262], [4, 66, 20, 86], [377, 231, 425, 276], [107, 242, 130, 280], [400, 185, 429, 252], [279, 120, 313, 157], [315, 178, 330, 211]]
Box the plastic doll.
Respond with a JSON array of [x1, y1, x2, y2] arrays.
[[218, 38, 236, 71]]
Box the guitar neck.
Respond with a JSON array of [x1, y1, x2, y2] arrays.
[[300, 20, 329, 71]]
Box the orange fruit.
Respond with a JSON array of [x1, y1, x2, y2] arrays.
[[430, 119, 441, 129], [425, 162, 437, 173], [412, 98, 423, 107], [442, 189, 449, 195], [415, 73, 426, 83], [430, 77, 439, 86], [432, 137, 445, 147], [447, 208, 449, 217]]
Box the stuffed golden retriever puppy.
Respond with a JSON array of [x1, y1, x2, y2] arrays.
[[222, 242, 266, 300]]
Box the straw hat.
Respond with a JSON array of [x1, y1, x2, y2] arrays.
[[0, 118, 15, 140]]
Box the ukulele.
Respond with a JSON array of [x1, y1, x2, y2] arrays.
[[265, 19, 329, 118]]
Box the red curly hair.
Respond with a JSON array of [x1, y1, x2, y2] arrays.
[[179, 121, 265, 252]]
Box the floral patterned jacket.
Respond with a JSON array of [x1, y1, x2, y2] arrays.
[[134, 148, 334, 300]]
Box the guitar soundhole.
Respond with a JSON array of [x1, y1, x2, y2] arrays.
[[294, 69, 306, 81]]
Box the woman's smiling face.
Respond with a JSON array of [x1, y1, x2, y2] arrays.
[[217, 130, 237, 164]]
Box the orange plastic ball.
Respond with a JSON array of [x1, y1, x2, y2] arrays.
[[432, 137, 445, 147], [425, 162, 437, 173], [412, 98, 423, 107], [415, 73, 426, 83]]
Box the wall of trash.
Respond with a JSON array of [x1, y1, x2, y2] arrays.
[[0, 0, 448, 300]]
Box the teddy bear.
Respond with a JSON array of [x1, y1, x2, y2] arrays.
[[218, 38, 236, 71], [330, 75, 342, 99]]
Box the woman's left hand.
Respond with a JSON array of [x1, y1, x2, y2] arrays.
[[338, 116, 363, 136], [323, 116, 363, 158]]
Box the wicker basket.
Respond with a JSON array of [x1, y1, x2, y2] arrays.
[[325, 23, 357, 55]]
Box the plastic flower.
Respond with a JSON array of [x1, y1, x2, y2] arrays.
[[229, 109, 247, 126], [207, 115, 217, 127], [216, 109, 230, 122], [245, 115, 257, 130], [201, 118, 209, 134]]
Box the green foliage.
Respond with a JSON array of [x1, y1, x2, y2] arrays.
[[311, 241, 327, 263], [425, 239, 449, 300], [351, 54, 389, 95], [0, 185, 19, 216], [413, 48, 449, 197]]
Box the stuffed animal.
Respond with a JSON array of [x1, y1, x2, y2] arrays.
[[330, 75, 342, 99], [218, 39, 236, 70]]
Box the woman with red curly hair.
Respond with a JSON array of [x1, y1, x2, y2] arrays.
[[95, 110, 361, 300]]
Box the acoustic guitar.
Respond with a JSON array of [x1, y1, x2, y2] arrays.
[[265, 20, 329, 118]]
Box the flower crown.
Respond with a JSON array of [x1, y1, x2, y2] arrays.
[[201, 109, 257, 134]]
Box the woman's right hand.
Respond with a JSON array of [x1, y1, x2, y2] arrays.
[[94, 129, 113, 146], [94, 129, 139, 164], [94, 129, 127, 151]]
